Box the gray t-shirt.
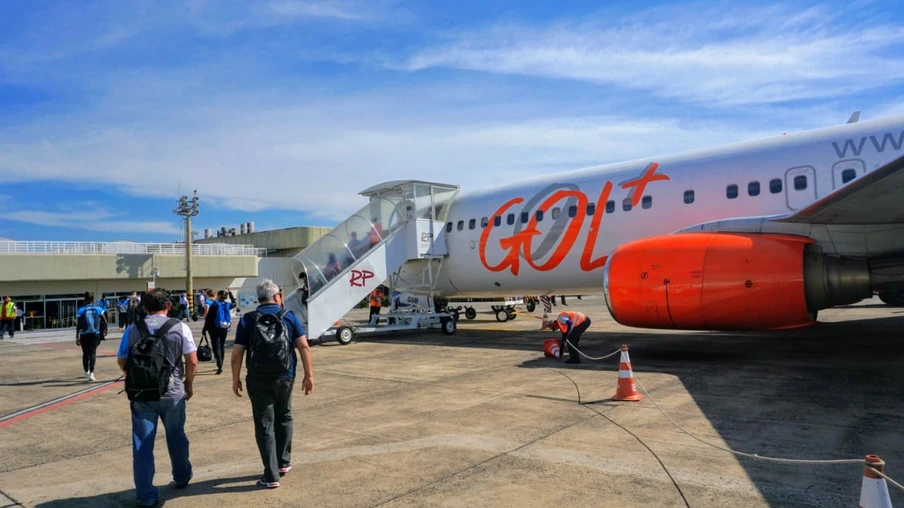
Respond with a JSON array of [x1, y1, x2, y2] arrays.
[[120, 314, 197, 400]]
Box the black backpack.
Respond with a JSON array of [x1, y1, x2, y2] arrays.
[[124, 318, 179, 402], [246, 310, 292, 377]]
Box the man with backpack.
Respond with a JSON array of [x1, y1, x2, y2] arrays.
[[76, 292, 108, 381], [230, 279, 313, 489], [117, 288, 198, 507], [202, 290, 232, 374]]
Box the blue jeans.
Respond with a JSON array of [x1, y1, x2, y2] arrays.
[[130, 398, 192, 506]]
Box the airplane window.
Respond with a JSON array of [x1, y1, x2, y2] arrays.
[[842, 168, 856, 183], [606, 200, 615, 213], [446, 222, 453, 233], [748, 181, 760, 196], [481, 217, 488, 228], [536, 210, 544, 222], [468, 219, 476, 230], [684, 190, 695, 204], [507, 214, 515, 225], [586, 203, 596, 216], [769, 178, 783, 193], [726, 184, 738, 199], [551, 207, 560, 220], [642, 196, 652, 209], [794, 175, 807, 190], [568, 205, 577, 218], [623, 198, 632, 211], [494, 216, 501, 227], [457, 220, 464, 231], [520, 211, 529, 224]]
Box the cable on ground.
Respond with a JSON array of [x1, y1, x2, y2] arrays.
[[552, 369, 691, 508]]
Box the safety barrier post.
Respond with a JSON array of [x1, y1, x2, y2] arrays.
[[859, 455, 893, 508]]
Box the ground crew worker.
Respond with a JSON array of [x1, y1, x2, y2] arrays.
[[369, 288, 383, 325], [547, 310, 591, 364], [1, 296, 16, 339]]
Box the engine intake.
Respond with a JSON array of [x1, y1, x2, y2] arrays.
[[602, 233, 870, 331]]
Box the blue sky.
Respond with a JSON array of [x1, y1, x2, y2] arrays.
[[1, 0, 903, 242]]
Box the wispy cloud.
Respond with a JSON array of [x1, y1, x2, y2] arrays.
[[4, 210, 181, 236], [395, 2, 904, 106]]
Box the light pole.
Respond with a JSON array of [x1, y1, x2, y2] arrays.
[[173, 191, 200, 316]]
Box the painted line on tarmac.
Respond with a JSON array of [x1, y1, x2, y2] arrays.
[[0, 377, 123, 428]]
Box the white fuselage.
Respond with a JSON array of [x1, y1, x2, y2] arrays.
[[406, 115, 904, 297]]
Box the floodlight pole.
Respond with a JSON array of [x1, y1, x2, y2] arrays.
[[173, 191, 200, 315]]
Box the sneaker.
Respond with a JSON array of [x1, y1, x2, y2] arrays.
[[257, 478, 280, 488], [85, 371, 91, 380], [89, 372, 96, 381], [279, 465, 292, 476]]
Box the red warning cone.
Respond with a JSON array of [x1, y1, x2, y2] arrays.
[[859, 455, 893, 508], [543, 338, 562, 359], [612, 344, 643, 401]]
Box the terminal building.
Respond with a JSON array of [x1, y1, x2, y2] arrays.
[[0, 225, 328, 331]]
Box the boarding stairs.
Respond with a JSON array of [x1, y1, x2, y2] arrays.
[[284, 180, 459, 340]]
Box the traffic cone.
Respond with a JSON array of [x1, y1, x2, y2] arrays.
[[859, 455, 893, 508], [612, 344, 643, 401]]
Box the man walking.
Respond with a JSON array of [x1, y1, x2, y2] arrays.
[[202, 290, 231, 374], [1, 296, 16, 339], [178, 294, 190, 322], [76, 293, 108, 381], [231, 280, 313, 489], [118, 288, 198, 507]]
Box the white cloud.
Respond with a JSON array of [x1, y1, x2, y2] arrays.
[[3, 210, 181, 235], [0, 92, 782, 221], [395, 2, 904, 106]]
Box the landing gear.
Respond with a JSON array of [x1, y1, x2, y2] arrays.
[[464, 307, 477, 320]]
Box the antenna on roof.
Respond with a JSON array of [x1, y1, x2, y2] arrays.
[[847, 111, 861, 124]]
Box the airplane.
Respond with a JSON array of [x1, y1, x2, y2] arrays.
[[291, 112, 904, 338]]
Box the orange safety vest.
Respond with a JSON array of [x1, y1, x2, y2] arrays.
[[556, 311, 586, 330], [370, 290, 382, 308]]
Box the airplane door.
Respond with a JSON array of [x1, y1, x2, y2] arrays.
[[831, 159, 865, 189], [784, 165, 817, 210]]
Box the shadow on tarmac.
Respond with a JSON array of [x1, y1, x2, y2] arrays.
[[353, 314, 904, 507], [32, 474, 264, 508]]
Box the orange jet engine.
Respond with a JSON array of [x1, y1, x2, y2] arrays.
[[603, 233, 871, 331]]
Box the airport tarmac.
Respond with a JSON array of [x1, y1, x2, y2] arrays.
[[1, 296, 903, 508]]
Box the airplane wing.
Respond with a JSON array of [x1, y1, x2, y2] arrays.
[[776, 151, 904, 225]]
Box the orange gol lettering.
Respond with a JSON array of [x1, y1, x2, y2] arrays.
[[478, 163, 668, 276]]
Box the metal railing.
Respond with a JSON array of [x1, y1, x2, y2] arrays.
[[0, 241, 267, 257]]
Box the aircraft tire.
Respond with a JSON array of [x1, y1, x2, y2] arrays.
[[525, 300, 536, 313], [465, 307, 477, 320], [495, 309, 509, 322], [336, 326, 355, 345]]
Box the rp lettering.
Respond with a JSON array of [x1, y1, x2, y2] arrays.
[[350, 269, 375, 287]]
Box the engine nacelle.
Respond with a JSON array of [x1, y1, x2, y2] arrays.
[[602, 233, 871, 331]]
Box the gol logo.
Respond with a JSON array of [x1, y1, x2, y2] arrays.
[[350, 269, 375, 287]]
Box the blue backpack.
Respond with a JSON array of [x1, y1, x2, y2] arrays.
[[79, 306, 103, 335], [216, 301, 232, 329]]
